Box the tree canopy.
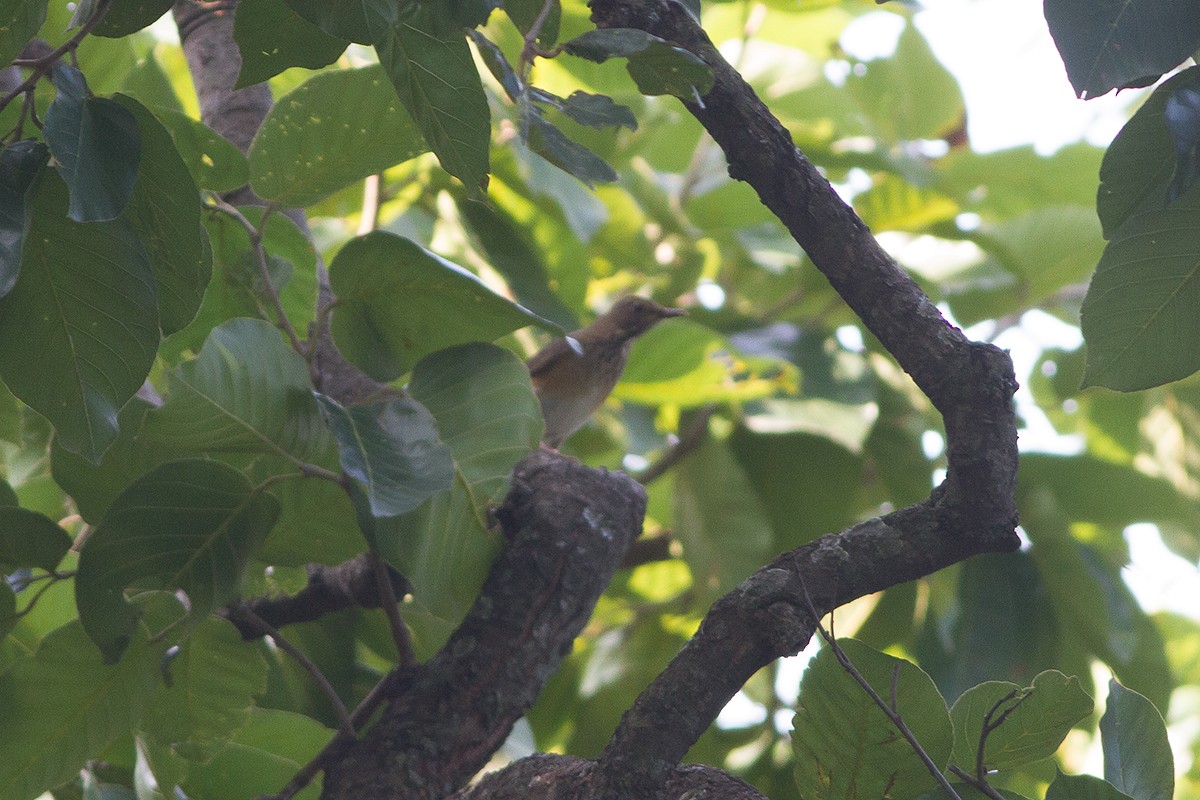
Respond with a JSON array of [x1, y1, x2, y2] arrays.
[[0, 1, 1198, 800]]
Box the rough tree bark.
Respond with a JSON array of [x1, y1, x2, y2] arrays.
[[170, 1, 1020, 799]]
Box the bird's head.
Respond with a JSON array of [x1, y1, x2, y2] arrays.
[[601, 296, 687, 340]]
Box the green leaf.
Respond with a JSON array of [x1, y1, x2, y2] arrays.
[[1046, 772, 1136, 800], [152, 108, 250, 193], [523, 110, 618, 187], [455, 195, 580, 330], [674, 435, 774, 597], [143, 318, 329, 461], [0, 140, 48, 298], [0, 478, 16, 507], [329, 231, 554, 380], [1044, 0, 1200, 98], [93, 0, 172, 37], [534, 89, 638, 131], [0, 169, 158, 463], [285, 0, 396, 43], [0, 0, 47, 68], [375, 15, 490, 192], [234, 0, 348, 88], [1096, 69, 1196, 238], [792, 638, 954, 800], [181, 708, 329, 800], [43, 65, 141, 222], [142, 617, 269, 762], [0, 621, 162, 800], [949, 671, 1092, 773], [614, 319, 795, 407], [1100, 680, 1174, 800], [249, 65, 428, 207], [258, 477, 364, 567], [563, 28, 666, 61], [75, 459, 281, 662], [626, 43, 713, 99], [1081, 179, 1200, 390], [376, 343, 540, 655], [0, 507, 72, 571], [316, 393, 454, 517], [0, 582, 13, 640], [113, 94, 210, 336]]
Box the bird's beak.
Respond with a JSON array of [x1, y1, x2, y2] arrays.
[[661, 306, 688, 319]]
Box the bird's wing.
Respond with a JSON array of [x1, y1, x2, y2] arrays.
[[527, 336, 583, 378]]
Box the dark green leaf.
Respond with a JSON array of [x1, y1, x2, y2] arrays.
[[503, 0, 559, 47], [285, 0, 396, 43], [93, 0, 172, 37], [524, 111, 617, 187], [75, 459, 281, 661], [316, 393, 454, 517], [376, 15, 490, 191], [469, 29, 522, 99], [0, 478, 16, 507], [43, 65, 141, 222], [1081, 179, 1200, 390], [142, 617, 269, 762], [0, 507, 72, 571], [0, 621, 162, 800], [626, 43, 713, 99], [949, 671, 1092, 772], [376, 343, 540, 655], [1165, 86, 1200, 202], [1046, 772, 1136, 800], [0, 0, 47, 68], [1098, 68, 1198, 238], [562, 28, 663, 61], [0, 582, 13, 639], [113, 94, 210, 335], [152, 108, 250, 193], [532, 89, 638, 131], [1044, 0, 1200, 98], [234, 0, 348, 88], [144, 318, 330, 461], [0, 170, 158, 463], [1101, 680, 1174, 800], [792, 639, 954, 800], [249, 65, 429, 206], [329, 231, 554, 380], [0, 140, 48, 298]]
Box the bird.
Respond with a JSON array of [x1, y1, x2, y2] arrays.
[[528, 295, 687, 448]]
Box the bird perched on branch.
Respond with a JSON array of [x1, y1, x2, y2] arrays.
[[528, 296, 687, 448]]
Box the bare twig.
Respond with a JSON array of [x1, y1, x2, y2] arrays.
[[368, 549, 417, 667], [229, 603, 356, 738], [634, 405, 717, 485]]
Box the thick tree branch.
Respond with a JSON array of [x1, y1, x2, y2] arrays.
[[320, 450, 648, 800]]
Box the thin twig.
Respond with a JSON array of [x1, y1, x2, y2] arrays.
[[976, 688, 1022, 780], [368, 549, 417, 668], [634, 404, 717, 484], [518, 0, 561, 78], [0, 0, 114, 117], [207, 197, 306, 355], [948, 765, 1007, 800], [797, 576, 964, 800], [230, 603, 356, 738]]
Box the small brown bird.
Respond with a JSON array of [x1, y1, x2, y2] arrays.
[[528, 296, 687, 447]]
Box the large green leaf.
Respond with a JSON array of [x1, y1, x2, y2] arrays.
[[93, 0, 172, 36], [75, 459, 281, 662], [1046, 773, 1136, 800], [0, 170, 158, 463], [233, 0, 347, 88], [142, 617, 269, 763], [0, 140, 47, 298], [674, 435, 774, 597], [316, 393, 454, 517], [375, 15, 490, 191], [285, 0, 395, 43], [792, 638, 954, 800], [181, 708, 329, 800], [151, 108, 250, 193], [329, 231, 553, 380], [43, 65, 141, 223], [113, 94, 210, 336], [375, 343, 541, 656], [143, 318, 329, 462], [0, 0, 47, 68], [1100, 680, 1174, 800], [949, 671, 1092, 773], [0, 621, 162, 800], [249, 65, 427, 207], [0, 507, 72, 571], [1044, 0, 1200, 98]]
